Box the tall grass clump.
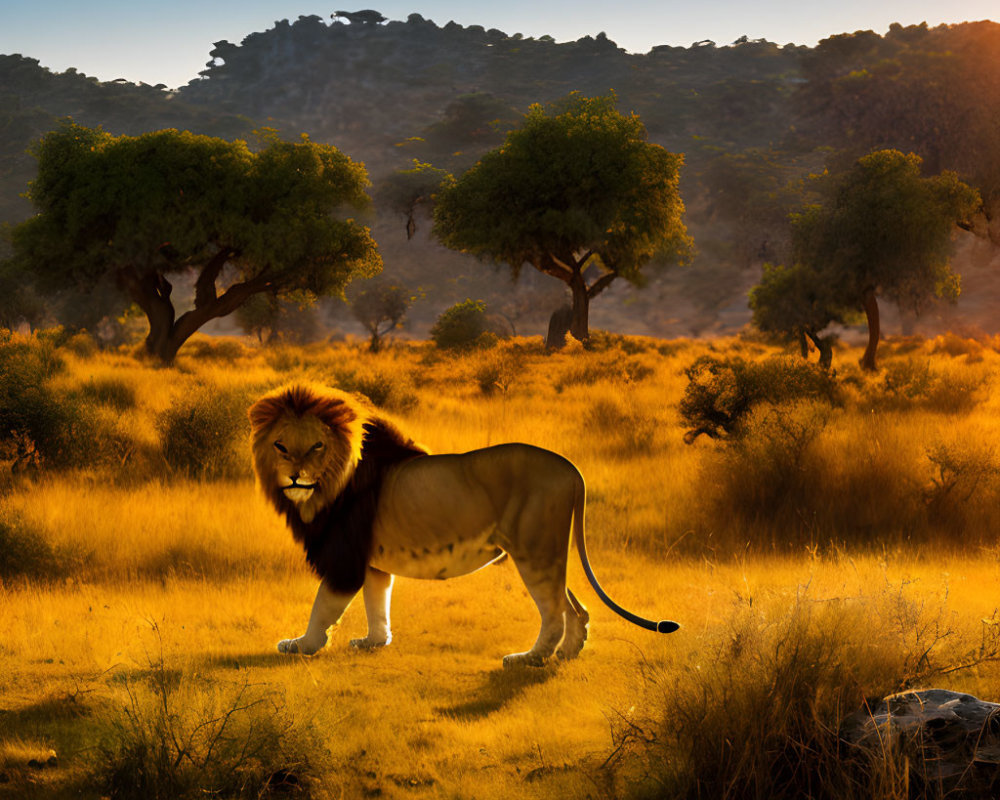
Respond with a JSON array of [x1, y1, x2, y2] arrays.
[[586, 396, 659, 456], [79, 377, 138, 411], [98, 651, 316, 799], [158, 384, 250, 480], [554, 350, 654, 392], [617, 583, 997, 800]]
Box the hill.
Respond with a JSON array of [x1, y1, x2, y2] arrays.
[[3, 14, 1000, 338]]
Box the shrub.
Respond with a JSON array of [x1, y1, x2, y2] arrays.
[[98, 661, 315, 800], [182, 336, 248, 362], [473, 351, 524, 395], [874, 359, 985, 413], [64, 330, 99, 357], [697, 401, 830, 544], [430, 299, 497, 350], [930, 332, 981, 358], [0, 508, 58, 580], [158, 385, 250, 480], [0, 331, 95, 469], [621, 583, 996, 800], [924, 438, 1000, 533], [328, 369, 418, 412], [354, 373, 418, 411], [679, 355, 838, 443]]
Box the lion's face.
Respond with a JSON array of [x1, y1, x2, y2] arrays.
[[249, 385, 363, 523], [267, 414, 338, 503]]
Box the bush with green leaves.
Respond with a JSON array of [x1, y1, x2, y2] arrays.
[[874, 359, 985, 413], [429, 299, 497, 350], [0, 329, 95, 469], [0, 508, 58, 580], [680, 355, 839, 443], [158, 385, 250, 480]]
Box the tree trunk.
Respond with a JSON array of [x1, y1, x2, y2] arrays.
[[569, 273, 590, 342], [119, 262, 271, 365], [861, 287, 880, 371], [798, 330, 809, 359], [545, 305, 573, 350], [148, 330, 186, 364], [806, 330, 833, 371]]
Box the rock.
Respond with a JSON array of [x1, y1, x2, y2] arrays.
[[842, 689, 1000, 793]]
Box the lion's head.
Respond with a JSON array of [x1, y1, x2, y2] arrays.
[[249, 385, 364, 523]]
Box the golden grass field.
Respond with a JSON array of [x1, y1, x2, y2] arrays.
[[3, 330, 1000, 799]]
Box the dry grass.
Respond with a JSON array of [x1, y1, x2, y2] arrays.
[[3, 331, 1000, 798]]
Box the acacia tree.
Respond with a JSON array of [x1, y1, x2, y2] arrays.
[[5, 122, 380, 363], [377, 160, 451, 239], [791, 150, 979, 371], [749, 262, 848, 369], [433, 94, 691, 342], [350, 280, 413, 351]]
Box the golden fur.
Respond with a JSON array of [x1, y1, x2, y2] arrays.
[[249, 384, 677, 667]]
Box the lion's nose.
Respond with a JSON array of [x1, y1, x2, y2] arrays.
[[289, 472, 300, 483]]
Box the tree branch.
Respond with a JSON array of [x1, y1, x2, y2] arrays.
[[548, 253, 579, 275], [173, 272, 272, 344], [587, 272, 617, 299], [530, 252, 578, 283], [194, 248, 236, 309]]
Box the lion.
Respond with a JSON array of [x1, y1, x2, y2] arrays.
[[249, 384, 679, 667]]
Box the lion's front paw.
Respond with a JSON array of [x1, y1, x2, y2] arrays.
[[277, 635, 325, 655], [349, 634, 392, 650], [502, 651, 546, 669]]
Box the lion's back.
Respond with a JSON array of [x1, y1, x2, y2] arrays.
[[373, 443, 580, 550]]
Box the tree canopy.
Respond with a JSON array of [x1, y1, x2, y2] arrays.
[[377, 159, 451, 239], [749, 262, 849, 369], [5, 122, 380, 362], [349, 279, 414, 351], [789, 149, 979, 370], [432, 94, 691, 341]]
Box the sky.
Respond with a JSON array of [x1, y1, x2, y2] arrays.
[[2, 0, 997, 91]]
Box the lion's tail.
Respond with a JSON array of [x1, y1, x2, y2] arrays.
[[571, 473, 680, 634]]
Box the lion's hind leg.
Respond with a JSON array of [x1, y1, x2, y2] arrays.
[[556, 588, 589, 660], [503, 559, 571, 669]]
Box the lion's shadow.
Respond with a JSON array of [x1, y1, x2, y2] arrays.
[[436, 666, 557, 720]]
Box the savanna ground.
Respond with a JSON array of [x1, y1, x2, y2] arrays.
[[4, 329, 1000, 799]]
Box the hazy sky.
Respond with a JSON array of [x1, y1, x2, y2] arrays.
[[2, 0, 997, 90]]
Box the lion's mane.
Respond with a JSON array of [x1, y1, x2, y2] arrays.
[[250, 385, 427, 594]]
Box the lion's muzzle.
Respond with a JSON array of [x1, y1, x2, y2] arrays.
[[282, 480, 318, 504]]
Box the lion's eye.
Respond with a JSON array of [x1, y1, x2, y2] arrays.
[[310, 441, 325, 452], [274, 442, 288, 454]]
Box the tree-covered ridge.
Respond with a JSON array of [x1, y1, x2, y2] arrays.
[[3, 16, 1000, 338], [180, 12, 804, 161], [0, 54, 252, 224]]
